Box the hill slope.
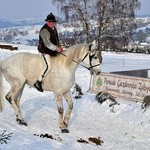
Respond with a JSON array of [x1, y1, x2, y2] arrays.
[[0, 45, 150, 150]]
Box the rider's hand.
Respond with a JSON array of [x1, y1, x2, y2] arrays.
[[57, 47, 63, 53]]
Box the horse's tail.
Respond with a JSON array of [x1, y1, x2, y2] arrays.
[[0, 60, 4, 111]]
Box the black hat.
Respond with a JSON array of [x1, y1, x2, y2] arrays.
[[45, 13, 57, 22]]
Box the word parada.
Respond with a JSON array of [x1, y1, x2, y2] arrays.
[[90, 73, 150, 102]]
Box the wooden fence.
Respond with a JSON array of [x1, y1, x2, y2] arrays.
[[0, 45, 18, 51]]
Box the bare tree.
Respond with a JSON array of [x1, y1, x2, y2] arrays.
[[52, 0, 141, 60], [52, 0, 94, 42], [94, 0, 141, 57]]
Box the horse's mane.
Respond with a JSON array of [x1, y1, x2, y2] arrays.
[[56, 43, 88, 67]]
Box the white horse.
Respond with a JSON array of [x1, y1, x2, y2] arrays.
[[0, 43, 101, 133]]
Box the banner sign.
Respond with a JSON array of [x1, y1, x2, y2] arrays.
[[90, 73, 150, 102]]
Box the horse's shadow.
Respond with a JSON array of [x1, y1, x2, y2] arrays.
[[21, 87, 85, 130], [21, 90, 56, 125]]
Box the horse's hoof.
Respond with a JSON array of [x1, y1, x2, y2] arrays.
[[16, 118, 27, 126], [61, 129, 69, 133]]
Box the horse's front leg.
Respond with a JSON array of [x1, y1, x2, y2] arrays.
[[55, 93, 69, 133], [63, 91, 73, 127]]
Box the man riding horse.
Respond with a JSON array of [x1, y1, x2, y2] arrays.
[[34, 12, 63, 92]]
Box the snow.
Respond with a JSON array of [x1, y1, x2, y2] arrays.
[[0, 44, 150, 150], [102, 52, 150, 72]]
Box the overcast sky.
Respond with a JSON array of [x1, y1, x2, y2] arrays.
[[0, 0, 149, 20], [0, 0, 60, 20]]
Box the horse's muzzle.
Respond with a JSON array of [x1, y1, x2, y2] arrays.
[[90, 70, 101, 75], [96, 71, 101, 75]]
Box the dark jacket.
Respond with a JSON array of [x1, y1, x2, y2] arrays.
[[38, 24, 60, 56]]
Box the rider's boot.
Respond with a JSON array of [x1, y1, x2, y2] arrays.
[[34, 80, 43, 92]]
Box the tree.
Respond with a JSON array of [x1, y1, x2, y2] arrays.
[[52, 0, 141, 61], [52, 0, 92, 42], [94, 0, 140, 56]]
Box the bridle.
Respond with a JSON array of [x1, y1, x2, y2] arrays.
[[60, 46, 101, 71], [81, 49, 101, 71]]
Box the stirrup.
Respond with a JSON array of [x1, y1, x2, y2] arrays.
[[34, 80, 43, 92]]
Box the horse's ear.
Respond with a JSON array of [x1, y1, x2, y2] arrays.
[[91, 40, 98, 50]]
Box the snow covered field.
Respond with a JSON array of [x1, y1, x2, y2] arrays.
[[0, 44, 150, 150]]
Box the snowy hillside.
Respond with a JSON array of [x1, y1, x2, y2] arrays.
[[0, 23, 77, 46], [0, 16, 150, 47], [0, 18, 44, 28], [0, 44, 150, 150]]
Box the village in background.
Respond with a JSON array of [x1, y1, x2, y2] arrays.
[[0, 16, 150, 54]]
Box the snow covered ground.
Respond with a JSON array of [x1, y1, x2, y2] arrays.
[[0, 44, 150, 150]]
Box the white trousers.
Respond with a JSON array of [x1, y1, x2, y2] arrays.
[[38, 53, 51, 82]]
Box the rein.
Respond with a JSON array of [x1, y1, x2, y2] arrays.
[[60, 52, 88, 69], [60, 48, 100, 71]]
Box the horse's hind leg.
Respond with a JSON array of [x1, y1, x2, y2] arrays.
[[5, 80, 27, 126]]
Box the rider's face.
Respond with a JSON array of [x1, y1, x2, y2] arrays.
[[46, 20, 56, 28]]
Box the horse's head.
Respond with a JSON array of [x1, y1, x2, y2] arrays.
[[81, 43, 101, 75]]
